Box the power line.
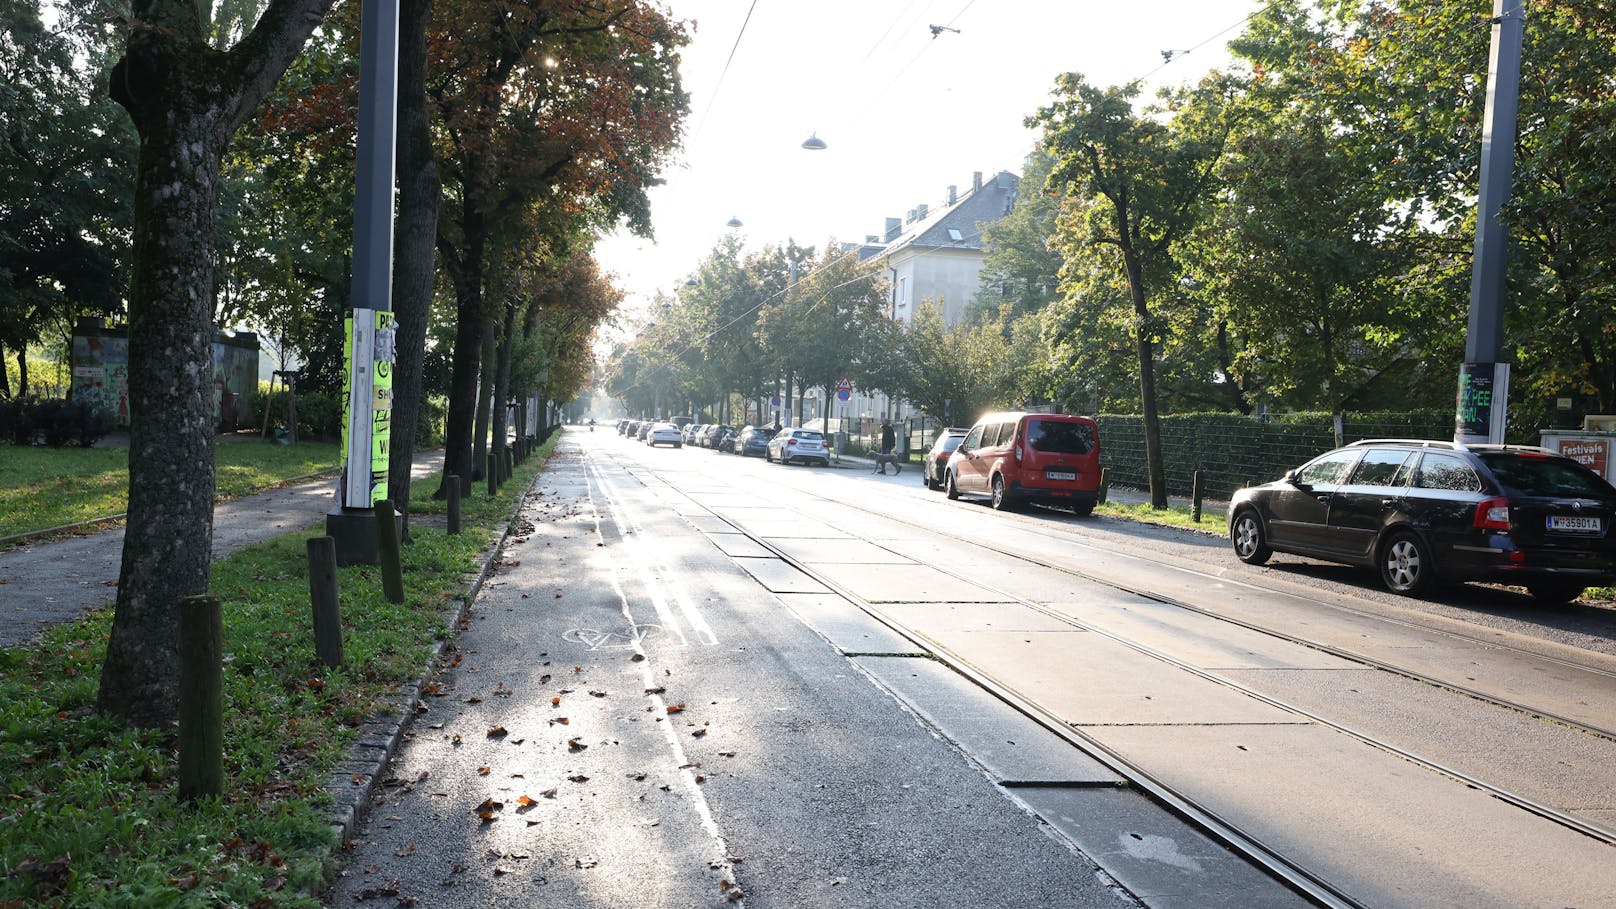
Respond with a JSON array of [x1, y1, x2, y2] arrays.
[[690, 0, 760, 142]]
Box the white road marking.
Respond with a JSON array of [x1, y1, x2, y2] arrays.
[[588, 461, 718, 646]]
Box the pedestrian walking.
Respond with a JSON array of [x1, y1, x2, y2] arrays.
[[880, 420, 895, 455]]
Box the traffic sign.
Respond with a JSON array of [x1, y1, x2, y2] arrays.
[[836, 377, 853, 393], [836, 389, 851, 403]]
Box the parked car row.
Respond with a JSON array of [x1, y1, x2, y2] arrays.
[[617, 420, 802, 462]]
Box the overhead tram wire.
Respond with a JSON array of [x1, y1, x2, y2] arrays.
[[689, 0, 760, 143], [1135, 0, 1280, 83]]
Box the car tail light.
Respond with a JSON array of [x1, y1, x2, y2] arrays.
[[787, 438, 797, 447], [1473, 496, 1511, 531]]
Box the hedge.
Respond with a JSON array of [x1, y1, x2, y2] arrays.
[[1095, 410, 1454, 500]]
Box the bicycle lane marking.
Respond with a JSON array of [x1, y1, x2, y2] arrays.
[[587, 460, 719, 647]]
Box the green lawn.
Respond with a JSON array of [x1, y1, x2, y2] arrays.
[[0, 441, 340, 539], [0, 434, 556, 907]]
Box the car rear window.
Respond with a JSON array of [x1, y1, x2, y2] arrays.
[[1478, 453, 1614, 498], [1026, 419, 1095, 455], [794, 430, 824, 441], [937, 435, 965, 453]]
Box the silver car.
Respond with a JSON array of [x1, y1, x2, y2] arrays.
[[767, 428, 830, 466]]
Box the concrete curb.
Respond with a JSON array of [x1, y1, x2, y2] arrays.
[[319, 461, 540, 846]]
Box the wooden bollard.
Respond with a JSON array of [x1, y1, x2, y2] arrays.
[[307, 536, 344, 668], [178, 594, 224, 801], [1191, 470, 1205, 523], [1098, 467, 1110, 505], [375, 500, 406, 604], [447, 474, 461, 535], [504, 447, 514, 482], [487, 454, 498, 495]]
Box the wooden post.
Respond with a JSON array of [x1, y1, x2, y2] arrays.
[[375, 500, 406, 604], [1098, 467, 1110, 505], [504, 446, 514, 482], [307, 536, 344, 668], [1191, 470, 1205, 523], [178, 594, 223, 801], [487, 453, 498, 495], [447, 474, 461, 535]]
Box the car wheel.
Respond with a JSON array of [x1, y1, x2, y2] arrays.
[[1527, 581, 1585, 604], [1071, 500, 1095, 517], [1230, 510, 1271, 565], [990, 474, 1017, 511], [945, 471, 960, 500], [1380, 530, 1435, 596], [673, 443, 681, 449]]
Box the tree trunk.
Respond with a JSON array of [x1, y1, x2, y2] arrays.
[[472, 315, 496, 478], [491, 301, 515, 463], [387, 0, 440, 521], [437, 196, 487, 498], [1122, 245, 1167, 509], [98, 0, 334, 726], [17, 350, 27, 398]]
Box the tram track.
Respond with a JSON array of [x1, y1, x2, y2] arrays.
[[595, 443, 1616, 906]]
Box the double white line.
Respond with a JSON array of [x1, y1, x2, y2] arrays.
[[584, 460, 718, 647]]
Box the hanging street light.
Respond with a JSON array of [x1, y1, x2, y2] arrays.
[[727, 215, 744, 228], [801, 133, 827, 151]]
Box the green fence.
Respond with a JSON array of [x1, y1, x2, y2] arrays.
[[1096, 410, 1454, 500]]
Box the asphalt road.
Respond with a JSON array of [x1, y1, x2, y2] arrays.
[[326, 436, 1305, 909], [480, 429, 1616, 909]]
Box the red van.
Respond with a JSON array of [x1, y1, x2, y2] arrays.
[[944, 412, 1101, 514]]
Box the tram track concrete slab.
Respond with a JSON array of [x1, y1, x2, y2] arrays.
[[1015, 787, 1311, 909], [730, 556, 831, 593], [764, 538, 918, 565], [877, 601, 1082, 633], [1085, 722, 1616, 909], [703, 532, 776, 559], [854, 655, 1123, 785], [775, 593, 925, 655], [809, 562, 1016, 603]]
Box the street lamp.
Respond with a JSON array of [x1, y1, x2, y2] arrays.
[[801, 133, 827, 151], [726, 215, 743, 228]]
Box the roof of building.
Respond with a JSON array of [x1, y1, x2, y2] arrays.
[[875, 171, 1021, 260]]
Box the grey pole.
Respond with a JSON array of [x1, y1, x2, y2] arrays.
[[328, 0, 401, 565], [1458, 0, 1524, 443]]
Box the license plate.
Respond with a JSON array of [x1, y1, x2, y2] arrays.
[[1046, 470, 1076, 481], [1547, 515, 1602, 532]]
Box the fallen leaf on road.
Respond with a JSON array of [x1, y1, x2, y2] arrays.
[[630, 654, 645, 663], [477, 767, 490, 776], [644, 686, 665, 695], [540, 787, 558, 799], [551, 697, 561, 707], [474, 798, 502, 822], [567, 738, 587, 752], [588, 690, 607, 698], [549, 717, 569, 726], [666, 704, 685, 714], [567, 774, 589, 783], [486, 725, 508, 738], [394, 843, 417, 857], [575, 857, 598, 870], [465, 696, 481, 704], [515, 795, 537, 808]]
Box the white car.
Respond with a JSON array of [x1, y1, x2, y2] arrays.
[[767, 428, 830, 466], [646, 422, 683, 448]]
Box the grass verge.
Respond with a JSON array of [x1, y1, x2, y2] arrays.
[[0, 436, 557, 907], [1094, 500, 1226, 534], [0, 442, 341, 539]]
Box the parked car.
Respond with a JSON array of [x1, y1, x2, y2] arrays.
[[636, 421, 653, 441], [622, 420, 639, 437], [768, 427, 830, 466], [681, 423, 701, 445], [945, 412, 1101, 513], [615, 419, 629, 435], [922, 428, 970, 490], [645, 422, 683, 448], [1228, 439, 1616, 601], [701, 424, 733, 449], [737, 425, 777, 458], [717, 427, 741, 453]]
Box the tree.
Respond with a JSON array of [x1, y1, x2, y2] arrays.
[[429, 0, 688, 495], [1035, 74, 1235, 508], [0, 0, 133, 395], [97, 0, 338, 725]]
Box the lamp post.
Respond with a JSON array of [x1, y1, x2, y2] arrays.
[[327, 0, 400, 566]]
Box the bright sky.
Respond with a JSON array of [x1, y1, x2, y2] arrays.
[[592, 0, 1265, 323]]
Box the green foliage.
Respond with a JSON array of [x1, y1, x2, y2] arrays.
[[0, 437, 558, 906]]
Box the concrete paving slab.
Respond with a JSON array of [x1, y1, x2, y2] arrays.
[[811, 563, 1016, 603], [1219, 666, 1616, 821], [681, 514, 735, 534], [1084, 723, 1616, 909], [1016, 787, 1310, 909], [877, 602, 1080, 633], [1042, 597, 1361, 671], [704, 533, 775, 559], [730, 519, 852, 539], [919, 629, 1301, 726], [776, 594, 926, 655], [730, 557, 831, 593], [855, 657, 1122, 784], [767, 538, 917, 565]]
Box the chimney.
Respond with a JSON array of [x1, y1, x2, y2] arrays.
[[916, 203, 928, 220], [972, 171, 983, 192], [885, 217, 901, 241], [947, 185, 957, 205], [905, 209, 916, 224], [866, 235, 880, 244]]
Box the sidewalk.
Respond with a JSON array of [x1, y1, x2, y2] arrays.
[[0, 450, 444, 648]]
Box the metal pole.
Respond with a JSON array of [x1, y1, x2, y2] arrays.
[[328, 0, 401, 563], [1457, 0, 1523, 444]]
